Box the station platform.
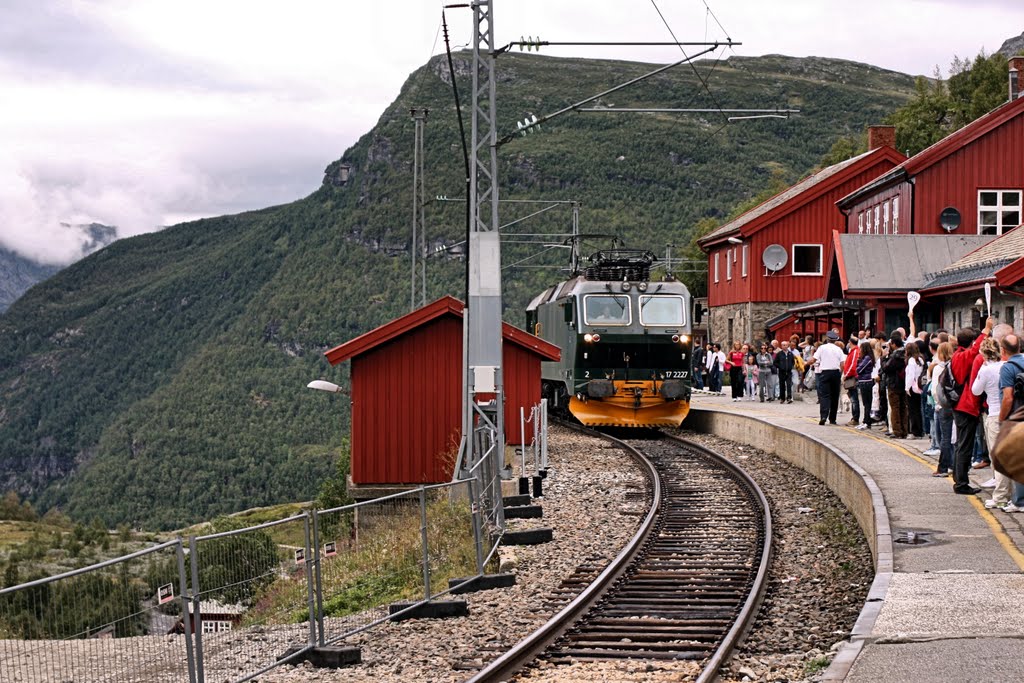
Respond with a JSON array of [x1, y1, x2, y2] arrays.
[[690, 390, 1024, 683]]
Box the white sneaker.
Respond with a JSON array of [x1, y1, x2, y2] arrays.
[[922, 448, 941, 457], [980, 478, 997, 488], [985, 498, 1005, 509], [1001, 502, 1022, 513], [855, 423, 868, 430]]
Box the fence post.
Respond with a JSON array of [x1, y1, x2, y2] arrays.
[[188, 535, 205, 683], [419, 486, 431, 600], [177, 540, 199, 683], [468, 476, 485, 576], [303, 513, 317, 648], [540, 398, 549, 471], [312, 509, 326, 647]]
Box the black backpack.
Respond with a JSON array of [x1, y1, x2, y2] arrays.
[[936, 363, 963, 410]]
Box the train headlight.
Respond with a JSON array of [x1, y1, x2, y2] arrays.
[[620, 281, 631, 291], [592, 333, 601, 342], [671, 334, 690, 344], [680, 334, 690, 344], [584, 333, 601, 343], [671, 335, 680, 343], [638, 282, 648, 292]]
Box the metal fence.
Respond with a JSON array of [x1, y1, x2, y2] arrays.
[[0, 539, 193, 683], [0, 401, 546, 682]]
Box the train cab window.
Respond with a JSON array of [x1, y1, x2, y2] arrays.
[[584, 295, 631, 325], [639, 295, 685, 326]]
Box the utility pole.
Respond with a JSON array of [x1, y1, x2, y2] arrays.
[[459, 0, 505, 523], [410, 108, 428, 310]]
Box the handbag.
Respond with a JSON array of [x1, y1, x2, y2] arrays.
[[994, 416, 1024, 483], [843, 376, 857, 390], [803, 371, 816, 390]]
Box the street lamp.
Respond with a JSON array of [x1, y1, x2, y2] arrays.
[[307, 380, 344, 394]]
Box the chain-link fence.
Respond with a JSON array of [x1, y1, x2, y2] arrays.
[[0, 401, 549, 682], [0, 540, 194, 683], [189, 514, 315, 682]]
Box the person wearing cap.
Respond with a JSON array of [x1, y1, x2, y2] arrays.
[[813, 330, 846, 425]]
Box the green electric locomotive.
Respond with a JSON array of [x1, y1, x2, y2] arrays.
[[525, 249, 696, 427]]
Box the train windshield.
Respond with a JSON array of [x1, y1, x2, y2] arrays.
[[584, 295, 631, 325], [639, 295, 685, 326]]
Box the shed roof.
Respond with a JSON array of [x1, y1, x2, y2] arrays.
[[921, 223, 1024, 291], [833, 233, 993, 293], [699, 146, 905, 247], [325, 295, 560, 365], [839, 95, 1024, 207]]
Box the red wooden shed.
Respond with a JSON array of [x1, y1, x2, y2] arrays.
[[323, 296, 560, 487]]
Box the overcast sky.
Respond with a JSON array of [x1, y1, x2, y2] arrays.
[[1, 0, 1021, 265]]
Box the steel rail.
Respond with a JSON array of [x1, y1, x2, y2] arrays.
[[660, 432, 774, 683], [467, 425, 773, 683], [465, 420, 662, 683]]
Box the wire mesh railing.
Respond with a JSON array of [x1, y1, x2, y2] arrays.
[[0, 539, 194, 683], [0, 400, 548, 682]]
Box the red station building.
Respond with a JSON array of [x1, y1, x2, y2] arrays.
[[698, 130, 905, 343], [323, 296, 559, 491]]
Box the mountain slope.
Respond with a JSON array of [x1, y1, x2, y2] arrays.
[[0, 52, 918, 529]]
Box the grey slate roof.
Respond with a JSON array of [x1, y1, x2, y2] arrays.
[[838, 234, 994, 292], [922, 223, 1024, 289]]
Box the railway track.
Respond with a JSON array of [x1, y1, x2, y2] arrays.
[[468, 426, 772, 683]]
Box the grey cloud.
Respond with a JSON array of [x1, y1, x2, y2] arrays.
[[0, 0, 246, 90]]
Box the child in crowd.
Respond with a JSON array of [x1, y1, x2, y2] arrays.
[[744, 352, 758, 401]]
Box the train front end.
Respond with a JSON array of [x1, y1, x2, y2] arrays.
[[527, 250, 694, 428]]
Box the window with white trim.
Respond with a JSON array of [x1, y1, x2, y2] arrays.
[[726, 249, 732, 280], [792, 244, 823, 276], [857, 212, 864, 234], [892, 199, 899, 234], [741, 244, 749, 277], [714, 252, 720, 283], [978, 190, 1022, 235], [202, 620, 233, 634], [883, 202, 890, 234], [873, 205, 880, 234]]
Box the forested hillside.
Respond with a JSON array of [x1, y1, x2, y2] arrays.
[[0, 51, 917, 529]]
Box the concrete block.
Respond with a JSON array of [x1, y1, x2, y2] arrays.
[[501, 527, 553, 545], [388, 599, 468, 621], [278, 645, 361, 668], [448, 573, 517, 594], [502, 494, 531, 507], [504, 504, 543, 519]]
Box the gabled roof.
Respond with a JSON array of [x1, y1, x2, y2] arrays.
[[839, 95, 1024, 208], [699, 146, 905, 248], [325, 295, 561, 365], [921, 223, 1024, 292], [832, 233, 993, 293]]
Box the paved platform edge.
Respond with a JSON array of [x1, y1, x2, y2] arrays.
[[685, 408, 892, 682]]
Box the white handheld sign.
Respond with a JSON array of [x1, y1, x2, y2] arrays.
[[907, 291, 921, 314], [984, 282, 992, 318]]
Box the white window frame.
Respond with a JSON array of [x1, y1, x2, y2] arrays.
[[978, 189, 1022, 235], [883, 202, 890, 234], [857, 212, 864, 234], [714, 252, 720, 283], [638, 295, 687, 326], [892, 198, 899, 234], [741, 244, 749, 277], [582, 294, 632, 326], [726, 248, 732, 280], [873, 205, 880, 234], [202, 620, 233, 634], [791, 244, 823, 277]]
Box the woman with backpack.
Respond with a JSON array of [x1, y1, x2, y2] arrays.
[[855, 341, 877, 430], [904, 342, 926, 438]]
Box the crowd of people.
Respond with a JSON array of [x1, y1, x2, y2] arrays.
[[690, 315, 1024, 512]]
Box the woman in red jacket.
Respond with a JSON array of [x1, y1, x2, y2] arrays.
[[728, 341, 746, 402], [842, 339, 861, 426]]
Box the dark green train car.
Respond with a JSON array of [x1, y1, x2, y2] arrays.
[[525, 250, 695, 427]]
